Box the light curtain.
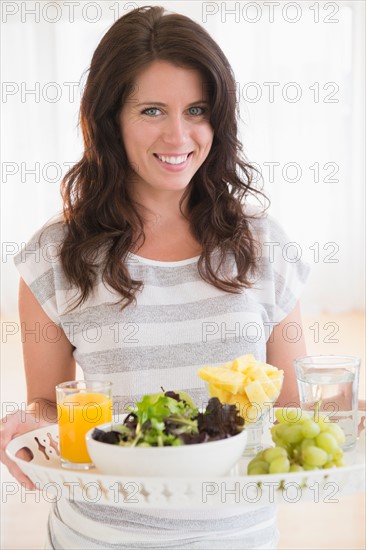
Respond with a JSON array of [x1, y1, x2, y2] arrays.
[[1, 1, 364, 315]]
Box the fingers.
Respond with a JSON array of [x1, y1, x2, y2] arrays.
[[1, 448, 35, 490], [1, 436, 35, 490], [8, 463, 35, 490], [16, 446, 34, 462]]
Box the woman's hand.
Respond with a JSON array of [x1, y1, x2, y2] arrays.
[[0, 401, 57, 490]]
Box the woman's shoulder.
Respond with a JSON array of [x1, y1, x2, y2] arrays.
[[14, 214, 67, 269], [31, 216, 67, 246], [13, 215, 69, 325], [30, 214, 67, 247]]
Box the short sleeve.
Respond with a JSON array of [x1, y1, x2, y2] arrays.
[[13, 221, 67, 326], [249, 214, 311, 325]]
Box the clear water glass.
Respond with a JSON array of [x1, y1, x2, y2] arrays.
[[294, 355, 360, 451]]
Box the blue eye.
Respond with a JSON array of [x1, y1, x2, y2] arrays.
[[188, 106, 206, 116], [142, 107, 161, 116]]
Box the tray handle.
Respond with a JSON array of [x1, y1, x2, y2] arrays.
[[6, 426, 60, 464]]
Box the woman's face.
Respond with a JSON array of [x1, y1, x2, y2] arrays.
[[119, 60, 214, 199]]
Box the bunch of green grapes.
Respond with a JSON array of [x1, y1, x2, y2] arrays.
[[248, 408, 346, 475]]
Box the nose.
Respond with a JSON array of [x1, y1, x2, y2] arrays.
[[161, 114, 188, 147]]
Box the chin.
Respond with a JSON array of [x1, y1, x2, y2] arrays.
[[156, 180, 191, 192], [158, 185, 190, 193]]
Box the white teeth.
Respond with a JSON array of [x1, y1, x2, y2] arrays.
[[157, 154, 189, 165]]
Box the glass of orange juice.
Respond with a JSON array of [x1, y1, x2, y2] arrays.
[[56, 380, 113, 469]]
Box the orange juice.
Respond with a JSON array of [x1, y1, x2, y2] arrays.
[[58, 392, 112, 463]]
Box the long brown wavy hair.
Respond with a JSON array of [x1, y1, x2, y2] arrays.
[[60, 5, 267, 309]]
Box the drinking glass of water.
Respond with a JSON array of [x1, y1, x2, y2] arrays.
[[294, 355, 361, 451]]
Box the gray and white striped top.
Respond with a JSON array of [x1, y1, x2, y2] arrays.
[[14, 212, 309, 410], [14, 212, 309, 549]]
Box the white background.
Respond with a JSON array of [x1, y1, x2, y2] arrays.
[[1, 0, 365, 316]]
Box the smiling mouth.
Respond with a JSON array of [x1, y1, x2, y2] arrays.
[[154, 152, 193, 165]]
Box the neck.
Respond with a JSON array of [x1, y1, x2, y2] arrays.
[[133, 190, 190, 229]]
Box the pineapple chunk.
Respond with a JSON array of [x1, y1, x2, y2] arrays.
[[263, 364, 281, 375], [231, 354, 256, 372], [227, 393, 252, 420], [267, 369, 284, 379], [228, 392, 250, 408], [247, 367, 281, 399], [198, 367, 245, 394], [262, 380, 281, 399], [245, 380, 270, 408], [246, 366, 270, 383], [207, 382, 231, 403]]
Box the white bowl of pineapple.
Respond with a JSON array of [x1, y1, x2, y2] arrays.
[[198, 354, 284, 423]]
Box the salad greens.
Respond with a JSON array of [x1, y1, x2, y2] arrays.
[[92, 390, 245, 447]]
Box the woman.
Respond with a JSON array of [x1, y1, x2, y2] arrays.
[[1, 6, 309, 549]]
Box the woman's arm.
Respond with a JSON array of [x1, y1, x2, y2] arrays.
[[266, 301, 306, 407], [0, 279, 76, 488], [19, 277, 76, 410]]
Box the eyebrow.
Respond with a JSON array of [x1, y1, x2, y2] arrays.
[[135, 100, 209, 107]]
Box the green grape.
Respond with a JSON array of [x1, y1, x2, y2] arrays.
[[263, 447, 288, 464], [248, 465, 269, 475], [276, 441, 293, 455], [314, 415, 331, 432], [302, 446, 328, 467], [271, 425, 284, 446], [275, 408, 303, 424], [249, 450, 265, 462], [292, 443, 302, 458], [247, 454, 262, 466], [333, 448, 344, 460], [290, 463, 304, 472], [315, 432, 339, 454], [248, 453, 268, 467], [275, 408, 287, 423], [271, 424, 279, 436], [269, 456, 290, 474], [248, 460, 269, 474], [297, 411, 311, 423], [283, 424, 304, 444], [335, 458, 346, 467], [301, 420, 321, 439], [325, 423, 346, 445], [323, 461, 336, 469], [301, 438, 315, 451], [303, 463, 320, 471], [274, 423, 288, 439], [272, 435, 283, 446], [291, 445, 301, 458]]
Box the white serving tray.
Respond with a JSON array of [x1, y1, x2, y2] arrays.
[[6, 414, 365, 510]]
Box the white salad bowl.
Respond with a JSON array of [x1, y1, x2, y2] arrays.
[[86, 422, 247, 477]]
